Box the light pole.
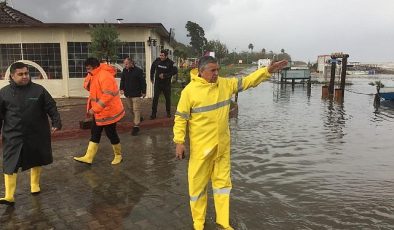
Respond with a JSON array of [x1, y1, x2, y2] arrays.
[[233, 48, 237, 64]]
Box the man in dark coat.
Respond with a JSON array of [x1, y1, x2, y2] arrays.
[[150, 49, 178, 119], [120, 57, 146, 136], [0, 62, 61, 206]]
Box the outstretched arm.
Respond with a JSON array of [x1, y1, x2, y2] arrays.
[[229, 60, 289, 94], [268, 60, 288, 73]]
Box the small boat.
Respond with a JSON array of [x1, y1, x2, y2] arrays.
[[379, 87, 394, 100]]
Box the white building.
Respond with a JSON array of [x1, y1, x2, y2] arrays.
[[317, 55, 331, 73], [0, 2, 174, 98]]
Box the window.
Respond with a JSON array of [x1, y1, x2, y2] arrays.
[[67, 42, 91, 78], [0, 44, 21, 80], [115, 42, 146, 78], [0, 43, 62, 80], [22, 43, 62, 79], [67, 42, 146, 78]]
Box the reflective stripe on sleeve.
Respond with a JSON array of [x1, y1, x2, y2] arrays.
[[191, 99, 231, 113], [102, 90, 119, 96], [97, 100, 106, 108], [175, 111, 190, 120]]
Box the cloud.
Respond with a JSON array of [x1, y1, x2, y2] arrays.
[[12, 0, 219, 45], [11, 0, 394, 62]]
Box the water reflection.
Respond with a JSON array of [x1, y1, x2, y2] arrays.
[[1, 206, 16, 228], [322, 99, 347, 141], [272, 81, 312, 103], [230, 76, 394, 229], [373, 100, 394, 122], [88, 169, 147, 228]]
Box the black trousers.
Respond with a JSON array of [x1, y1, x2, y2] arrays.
[[90, 119, 120, 145], [152, 82, 171, 115]]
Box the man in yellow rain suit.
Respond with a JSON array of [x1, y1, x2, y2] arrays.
[[173, 56, 287, 230]]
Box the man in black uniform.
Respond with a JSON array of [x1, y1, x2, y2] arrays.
[[0, 62, 62, 205], [120, 57, 146, 136], [150, 50, 177, 119]]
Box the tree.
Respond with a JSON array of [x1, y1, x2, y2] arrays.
[[173, 41, 193, 59], [277, 48, 292, 62], [261, 48, 266, 58], [205, 40, 228, 64], [268, 50, 274, 60], [185, 21, 207, 56], [89, 24, 121, 63], [248, 43, 254, 53]]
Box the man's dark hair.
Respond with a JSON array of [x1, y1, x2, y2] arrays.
[[161, 49, 168, 56], [10, 62, 28, 74], [198, 56, 218, 72], [84, 57, 100, 68]]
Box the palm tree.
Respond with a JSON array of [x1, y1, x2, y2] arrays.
[[248, 43, 254, 53]]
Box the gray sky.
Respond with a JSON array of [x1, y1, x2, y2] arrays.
[[10, 0, 394, 62]]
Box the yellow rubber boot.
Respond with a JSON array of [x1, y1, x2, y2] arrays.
[[30, 167, 42, 194], [111, 143, 122, 165], [214, 192, 231, 229], [0, 173, 17, 206], [74, 141, 99, 164], [190, 190, 208, 230]]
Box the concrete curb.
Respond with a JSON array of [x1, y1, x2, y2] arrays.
[[51, 118, 174, 141]]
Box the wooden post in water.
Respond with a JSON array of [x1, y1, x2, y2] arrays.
[[339, 54, 349, 101], [334, 88, 343, 103], [328, 52, 350, 102], [328, 57, 336, 96], [322, 85, 329, 98]]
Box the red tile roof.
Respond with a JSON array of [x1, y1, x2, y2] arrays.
[[0, 2, 42, 24]]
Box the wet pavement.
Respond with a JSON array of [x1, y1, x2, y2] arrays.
[[1, 98, 214, 229], [0, 128, 199, 230]]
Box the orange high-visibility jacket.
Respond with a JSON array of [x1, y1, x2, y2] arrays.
[[83, 63, 125, 126]]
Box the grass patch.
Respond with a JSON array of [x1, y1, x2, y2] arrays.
[[219, 64, 254, 77]]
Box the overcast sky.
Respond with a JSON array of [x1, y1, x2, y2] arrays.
[[10, 0, 394, 63]]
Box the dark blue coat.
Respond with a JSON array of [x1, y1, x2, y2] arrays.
[[120, 66, 146, 97]]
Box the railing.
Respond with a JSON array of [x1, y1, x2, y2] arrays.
[[280, 69, 311, 82]]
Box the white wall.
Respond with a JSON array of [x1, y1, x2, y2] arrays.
[[0, 79, 66, 98], [0, 26, 173, 98]]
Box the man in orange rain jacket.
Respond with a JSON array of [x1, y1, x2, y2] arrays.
[[74, 57, 125, 165]]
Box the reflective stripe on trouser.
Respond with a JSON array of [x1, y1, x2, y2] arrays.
[[188, 148, 232, 230], [125, 97, 142, 126]]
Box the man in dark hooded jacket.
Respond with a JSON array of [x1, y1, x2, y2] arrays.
[[150, 49, 177, 119], [0, 62, 61, 206]]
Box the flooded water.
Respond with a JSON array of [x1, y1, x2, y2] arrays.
[[229, 73, 394, 229]]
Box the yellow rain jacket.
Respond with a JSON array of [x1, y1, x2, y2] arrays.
[[173, 67, 272, 155], [173, 66, 272, 229]]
